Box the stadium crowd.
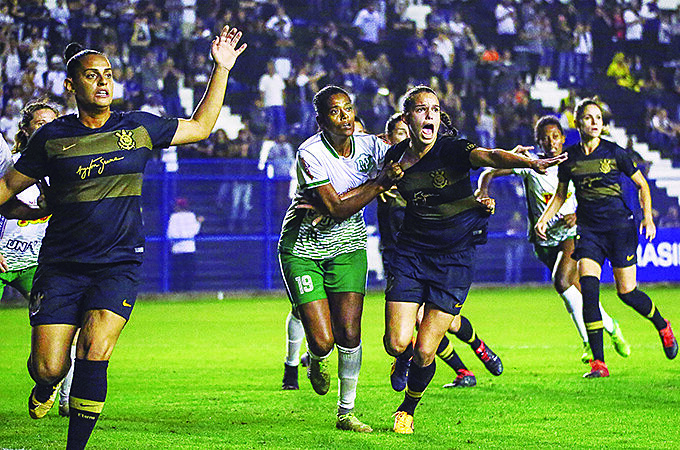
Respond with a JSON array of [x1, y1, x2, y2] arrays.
[[1, 0, 680, 231]]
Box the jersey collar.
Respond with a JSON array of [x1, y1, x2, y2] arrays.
[[320, 133, 354, 159]]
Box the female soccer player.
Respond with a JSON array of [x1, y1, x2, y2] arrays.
[[0, 25, 246, 449], [477, 115, 630, 364], [278, 85, 400, 432], [383, 86, 566, 434], [535, 98, 677, 378], [381, 113, 503, 390]]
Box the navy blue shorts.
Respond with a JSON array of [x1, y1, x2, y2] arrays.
[[385, 247, 476, 315], [572, 219, 638, 268], [29, 262, 141, 326]]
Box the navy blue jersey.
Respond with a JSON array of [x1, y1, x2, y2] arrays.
[[14, 111, 178, 264], [558, 138, 639, 231], [384, 135, 489, 253]]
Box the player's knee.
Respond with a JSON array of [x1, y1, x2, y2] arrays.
[[80, 337, 117, 361], [307, 336, 334, 357], [553, 275, 571, 294], [412, 346, 436, 367], [383, 334, 409, 357], [29, 357, 68, 385]]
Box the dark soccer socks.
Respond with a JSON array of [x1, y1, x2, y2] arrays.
[[436, 336, 467, 372], [453, 315, 482, 350], [398, 360, 435, 416], [618, 288, 667, 330], [67, 359, 108, 450], [580, 276, 605, 362]]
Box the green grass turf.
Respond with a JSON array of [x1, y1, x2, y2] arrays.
[[1, 286, 679, 449]]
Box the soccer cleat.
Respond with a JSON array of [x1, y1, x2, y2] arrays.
[[583, 359, 609, 378], [58, 399, 70, 417], [610, 320, 631, 358], [474, 341, 503, 376], [300, 352, 310, 368], [28, 382, 62, 419], [282, 363, 299, 390], [390, 354, 411, 392], [307, 357, 330, 395], [581, 342, 593, 364], [336, 412, 373, 432], [659, 319, 678, 360], [392, 411, 414, 434], [443, 369, 476, 388]]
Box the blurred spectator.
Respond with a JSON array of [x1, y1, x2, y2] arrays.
[[129, 17, 152, 66], [658, 206, 680, 228], [353, 1, 385, 57], [210, 129, 230, 158], [161, 57, 184, 117], [258, 60, 287, 139], [505, 211, 526, 283], [495, 0, 517, 53], [217, 128, 256, 232], [648, 107, 680, 154], [607, 52, 643, 92], [167, 197, 203, 292], [623, 1, 643, 60], [265, 5, 292, 42], [258, 134, 294, 178], [475, 97, 496, 149]]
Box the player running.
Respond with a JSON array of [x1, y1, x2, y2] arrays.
[[535, 98, 677, 378], [477, 115, 630, 364]]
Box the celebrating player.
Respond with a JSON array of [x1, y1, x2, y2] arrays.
[[278, 85, 400, 432], [535, 98, 677, 378], [0, 25, 246, 449], [477, 115, 630, 364], [382, 86, 566, 434]]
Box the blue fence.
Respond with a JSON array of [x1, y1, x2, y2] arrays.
[[140, 159, 679, 292]]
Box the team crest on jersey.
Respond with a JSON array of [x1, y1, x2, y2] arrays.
[[355, 154, 375, 173], [430, 169, 449, 189], [115, 130, 136, 151], [599, 159, 612, 174]]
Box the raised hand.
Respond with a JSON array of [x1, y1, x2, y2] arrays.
[[530, 152, 568, 174], [211, 25, 247, 71]]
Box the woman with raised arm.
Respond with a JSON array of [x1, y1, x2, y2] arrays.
[[0, 25, 246, 449]]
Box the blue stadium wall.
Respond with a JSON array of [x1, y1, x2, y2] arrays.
[[140, 160, 680, 292]]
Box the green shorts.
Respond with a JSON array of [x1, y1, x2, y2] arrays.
[[0, 265, 37, 298], [279, 249, 367, 307]]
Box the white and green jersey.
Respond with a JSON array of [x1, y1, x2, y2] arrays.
[[279, 131, 390, 259], [0, 153, 48, 271], [513, 162, 577, 247]]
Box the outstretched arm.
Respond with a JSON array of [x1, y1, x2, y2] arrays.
[[470, 146, 567, 173], [630, 170, 656, 241], [171, 25, 247, 145]]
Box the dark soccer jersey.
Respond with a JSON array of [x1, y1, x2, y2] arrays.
[[384, 135, 490, 253], [14, 111, 178, 264], [557, 138, 638, 231]]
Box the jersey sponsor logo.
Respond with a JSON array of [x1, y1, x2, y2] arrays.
[[430, 169, 449, 189], [134, 246, 144, 253], [412, 191, 435, 206], [17, 216, 50, 226], [599, 159, 612, 174], [62, 143, 77, 152], [115, 129, 136, 151], [579, 175, 600, 189], [5, 239, 37, 253], [76, 156, 124, 179]]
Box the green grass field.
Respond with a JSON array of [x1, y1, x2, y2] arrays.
[[1, 286, 679, 449]]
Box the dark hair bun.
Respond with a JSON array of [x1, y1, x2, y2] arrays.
[[64, 42, 84, 62]]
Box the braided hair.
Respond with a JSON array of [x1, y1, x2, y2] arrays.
[[12, 100, 59, 154]]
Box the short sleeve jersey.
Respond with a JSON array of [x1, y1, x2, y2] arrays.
[[513, 162, 577, 246], [557, 138, 638, 231], [0, 153, 49, 270], [278, 131, 390, 259], [14, 111, 178, 264], [385, 135, 489, 253]]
